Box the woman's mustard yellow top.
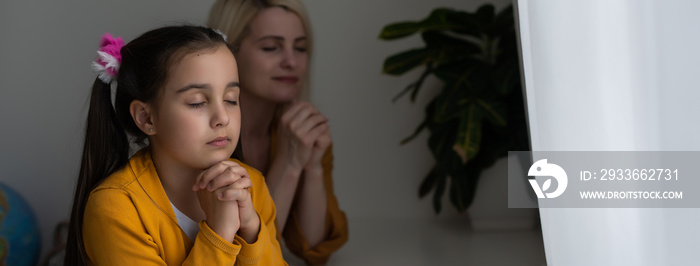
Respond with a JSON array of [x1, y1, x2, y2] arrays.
[[269, 132, 349, 265], [82, 149, 286, 265]]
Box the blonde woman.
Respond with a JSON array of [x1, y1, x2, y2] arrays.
[[208, 0, 348, 264]]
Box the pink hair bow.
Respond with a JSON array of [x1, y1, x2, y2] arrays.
[[91, 33, 124, 84]]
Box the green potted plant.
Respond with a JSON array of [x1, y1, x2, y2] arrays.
[[379, 4, 529, 213]]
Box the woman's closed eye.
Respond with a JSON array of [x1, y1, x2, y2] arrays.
[[225, 99, 238, 106], [262, 45, 279, 52]]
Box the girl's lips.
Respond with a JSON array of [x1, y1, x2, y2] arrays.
[[207, 137, 229, 147], [272, 76, 299, 84]]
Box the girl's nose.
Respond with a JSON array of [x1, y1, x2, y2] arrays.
[[210, 102, 230, 128]]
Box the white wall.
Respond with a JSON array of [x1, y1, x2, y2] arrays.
[[0, 0, 510, 258]]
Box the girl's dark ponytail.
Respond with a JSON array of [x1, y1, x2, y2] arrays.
[[65, 78, 129, 266]]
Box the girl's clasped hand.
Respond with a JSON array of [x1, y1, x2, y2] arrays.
[[192, 161, 258, 242]]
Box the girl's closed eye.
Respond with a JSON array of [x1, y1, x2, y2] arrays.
[[189, 102, 206, 108], [186, 94, 208, 108], [225, 99, 238, 106]]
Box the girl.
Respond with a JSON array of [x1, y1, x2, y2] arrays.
[[64, 25, 286, 265], [208, 1, 348, 264]]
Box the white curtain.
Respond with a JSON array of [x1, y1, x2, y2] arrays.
[[517, 0, 700, 265]]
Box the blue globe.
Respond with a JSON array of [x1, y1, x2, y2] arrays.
[[0, 183, 41, 266]]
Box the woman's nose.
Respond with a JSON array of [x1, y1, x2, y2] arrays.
[[281, 49, 298, 69]]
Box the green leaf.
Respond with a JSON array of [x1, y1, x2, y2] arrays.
[[475, 4, 496, 33], [453, 104, 483, 164], [426, 115, 458, 162], [476, 121, 511, 168], [432, 65, 463, 84], [459, 157, 486, 209], [382, 48, 431, 75], [445, 10, 480, 36], [430, 65, 478, 125], [432, 170, 448, 213], [431, 90, 455, 124], [379, 8, 465, 40], [427, 125, 449, 160], [400, 120, 427, 145], [448, 150, 478, 213], [449, 175, 466, 212], [420, 32, 481, 66], [392, 79, 419, 103], [392, 63, 432, 103], [475, 99, 506, 126], [432, 61, 481, 87], [409, 63, 433, 102], [493, 62, 519, 96], [419, 166, 443, 198], [421, 31, 476, 51], [493, 5, 515, 36], [379, 21, 421, 40], [469, 65, 496, 95]]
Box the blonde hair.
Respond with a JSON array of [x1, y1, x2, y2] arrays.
[[208, 0, 313, 100]]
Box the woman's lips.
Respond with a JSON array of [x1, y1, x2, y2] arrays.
[[207, 137, 229, 147], [272, 76, 299, 84]]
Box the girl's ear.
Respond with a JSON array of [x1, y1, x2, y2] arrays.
[[130, 100, 156, 135]]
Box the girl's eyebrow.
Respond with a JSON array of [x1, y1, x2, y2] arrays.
[[176, 82, 240, 93]]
